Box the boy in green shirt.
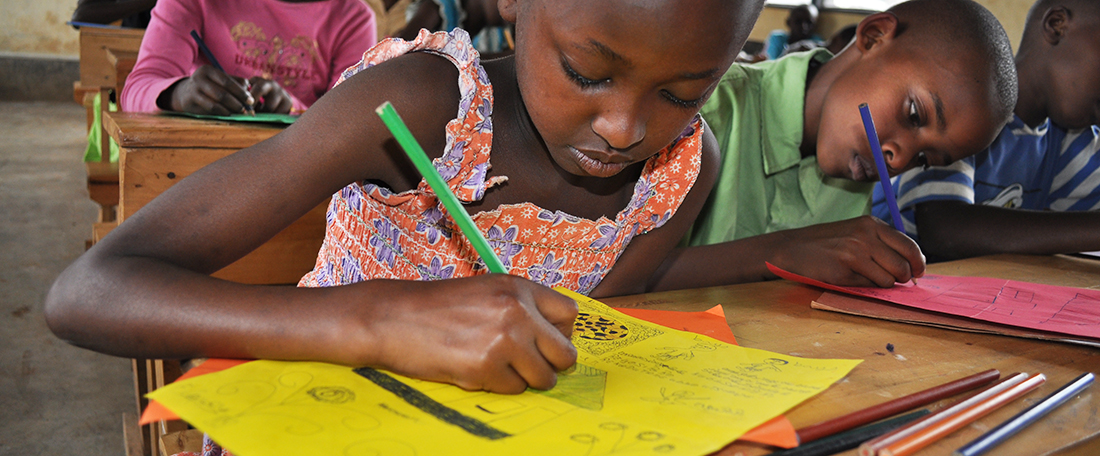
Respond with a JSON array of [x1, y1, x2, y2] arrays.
[[649, 0, 1017, 290]]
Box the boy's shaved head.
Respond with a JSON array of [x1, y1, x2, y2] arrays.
[[1015, 0, 1100, 128], [887, 0, 1018, 124], [1020, 0, 1100, 47]]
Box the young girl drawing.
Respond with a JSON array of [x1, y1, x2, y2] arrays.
[[46, 0, 765, 394]]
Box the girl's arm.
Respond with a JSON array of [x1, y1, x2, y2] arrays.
[[591, 125, 721, 298], [916, 200, 1100, 260], [46, 53, 577, 394], [649, 215, 924, 290]]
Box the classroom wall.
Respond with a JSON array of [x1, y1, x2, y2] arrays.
[[0, 0, 81, 101], [749, 0, 1033, 52]]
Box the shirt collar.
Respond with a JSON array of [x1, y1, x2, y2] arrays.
[[759, 49, 833, 176]]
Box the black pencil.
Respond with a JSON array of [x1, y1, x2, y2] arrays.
[[189, 30, 254, 115], [766, 410, 931, 456]]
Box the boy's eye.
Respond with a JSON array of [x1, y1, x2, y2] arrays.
[[908, 100, 923, 126], [561, 59, 608, 89], [661, 90, 704, 110]]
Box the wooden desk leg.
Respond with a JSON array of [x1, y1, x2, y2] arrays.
[[99, 87, 111, 163], [154, 360, 188, 440], [131, 358, 153, 456], [123, 412, 144, 456]]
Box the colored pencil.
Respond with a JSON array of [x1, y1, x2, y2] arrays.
[[767, 410, 930, 456], [859, 372, 1029, 456], [859, 103, 915, 285], [953, 372, 1094, 456], [374, 101, 507, 274], [795, 369, 1000, 444], [190, 30, 254, 115], [879, 373, 1047, 456]]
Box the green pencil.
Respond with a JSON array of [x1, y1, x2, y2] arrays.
[[374, 101, 507, 274]]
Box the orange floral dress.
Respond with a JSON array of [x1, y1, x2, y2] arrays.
[[298, 29, 704, 295]]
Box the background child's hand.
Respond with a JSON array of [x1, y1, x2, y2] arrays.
[[359, 274, 579, 394], [165, 65, 256, 115], [770, 215, 925, 287], [246, 77, 294, 114]]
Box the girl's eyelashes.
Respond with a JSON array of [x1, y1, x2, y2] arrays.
[[661, 90, 703, 109], [561, 57, 705, 109], [561, 59, 607, 89]]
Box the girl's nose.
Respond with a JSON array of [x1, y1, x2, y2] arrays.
[[592, 101, 647, 151]]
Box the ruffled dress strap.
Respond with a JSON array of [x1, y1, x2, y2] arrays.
[[337, 29, 504, 202]]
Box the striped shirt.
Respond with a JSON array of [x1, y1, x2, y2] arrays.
[[873, 115, 1100, 240]]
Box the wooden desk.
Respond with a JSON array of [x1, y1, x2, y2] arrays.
[[103, 112, 327, 285], [103, 112, 328, 456], [75, 26, 145, 222], [603, 254, 1100, 456]]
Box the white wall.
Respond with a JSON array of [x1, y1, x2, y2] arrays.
[[0, 0, 80, 57]]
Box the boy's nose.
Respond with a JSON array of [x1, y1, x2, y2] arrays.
[[880, 144, 911, 176], [592, 104, 646, 151]]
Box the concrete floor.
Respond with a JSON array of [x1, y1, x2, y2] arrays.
[[0, 101, 134, 455]]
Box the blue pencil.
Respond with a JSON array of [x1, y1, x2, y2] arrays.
[[189, 30, 254, 115], [859, 103, 905, 233], [953, 372, 1094, 456], [860, 103, 916, 286]]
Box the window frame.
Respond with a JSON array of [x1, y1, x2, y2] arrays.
[[763, 0, 892, 15]]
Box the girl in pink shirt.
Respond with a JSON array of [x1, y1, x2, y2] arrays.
[[121, 0, 376, 114]]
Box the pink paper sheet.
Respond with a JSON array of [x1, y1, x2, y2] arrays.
[[767, 262, 1100, 339]]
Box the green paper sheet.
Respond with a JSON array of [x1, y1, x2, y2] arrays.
[[148, 289, 860, 456], [167, 111, 299, 124]]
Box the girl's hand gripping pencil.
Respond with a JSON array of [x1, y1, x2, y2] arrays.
[[375, 101, 507, 273], [189, 30, 255, 115]]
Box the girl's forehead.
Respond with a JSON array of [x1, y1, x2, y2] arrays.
[[533, 0, 757, 58]]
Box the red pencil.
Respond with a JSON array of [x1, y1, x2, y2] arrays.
[[795, 369, 1001, 444], [878, 373, 1046, 456]]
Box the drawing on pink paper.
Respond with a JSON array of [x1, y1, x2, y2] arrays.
[[766, 263, 1100, 339]]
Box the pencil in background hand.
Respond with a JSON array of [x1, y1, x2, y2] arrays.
[[859, 103, 915, 285], [189, 30, 255, 116]]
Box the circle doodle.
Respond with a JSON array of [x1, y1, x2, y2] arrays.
[[574, 313, 629, 341], [307, 386, 356, 404]]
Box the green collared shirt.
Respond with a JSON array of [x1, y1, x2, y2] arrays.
[[687, 49, 874, 246]]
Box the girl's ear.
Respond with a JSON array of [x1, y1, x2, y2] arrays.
[[853, 12, 899, 54], [498, 0, 518, 23], [1041, 6, 1069, 45]]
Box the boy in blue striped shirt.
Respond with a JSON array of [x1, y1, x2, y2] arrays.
[[873, 0, 1100, 261]]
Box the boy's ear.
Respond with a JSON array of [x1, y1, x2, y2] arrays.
[[498, 0, 518, 24], [1041, 6, 1070, 45], [853, 12, 899, 54]]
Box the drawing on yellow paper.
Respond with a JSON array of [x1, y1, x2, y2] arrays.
[[148, 289, 861, 456]]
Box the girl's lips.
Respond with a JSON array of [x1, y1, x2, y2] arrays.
[[570, 146, 630, 178]]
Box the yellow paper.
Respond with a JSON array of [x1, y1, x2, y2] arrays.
[[149, 290, 860, 455]]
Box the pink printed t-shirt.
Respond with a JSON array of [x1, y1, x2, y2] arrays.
[[121, 0, 376, 113]]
